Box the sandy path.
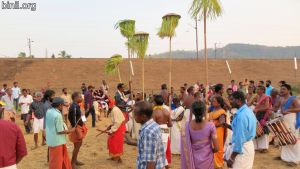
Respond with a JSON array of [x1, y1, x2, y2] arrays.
[[15, 115, 300, 169]]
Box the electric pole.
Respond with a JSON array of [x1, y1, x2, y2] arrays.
[[45, 48, 48, 58], [27, 38, 34, 58]]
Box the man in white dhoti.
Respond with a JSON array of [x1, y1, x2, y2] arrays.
[[276, 84, 300, 166], [170, 98, 184, 155], [225, 91, 256, 169], [253, 86, 272, 153], [152, 95, 172, 169]]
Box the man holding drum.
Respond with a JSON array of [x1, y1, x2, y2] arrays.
[[275, 84, 300, 167], [253, 86, 272, 153]]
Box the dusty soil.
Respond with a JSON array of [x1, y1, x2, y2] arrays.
[[0, 58, 299, 94], [16, 115, 299, 169]]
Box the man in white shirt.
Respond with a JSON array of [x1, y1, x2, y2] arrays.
[[12, 82, 21, 112], [19, 89, 33, 134]]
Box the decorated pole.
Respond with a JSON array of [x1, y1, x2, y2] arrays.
[[294, 56, 298, 85], [104, 54, 123, 82], [115, 19, 135, 98], [158, 13, 181, 106], [226, 59, 232, 80], [134, 32, 149, 100]]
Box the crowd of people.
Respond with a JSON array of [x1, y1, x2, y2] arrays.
[[0, 79, 299, 169]]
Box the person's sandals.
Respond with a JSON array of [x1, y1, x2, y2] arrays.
[[273, 156, 281, 160], [31, 145, 38, 150], [76, 161, 85, 166], [287, 162, 297, 167], [259, 149, 268, 153]]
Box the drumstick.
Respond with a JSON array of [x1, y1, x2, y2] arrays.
[[96, 129, 108, 137], [74, 118, 81, 128]]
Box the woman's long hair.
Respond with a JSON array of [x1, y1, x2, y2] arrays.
[[191, 101, 206, 123]]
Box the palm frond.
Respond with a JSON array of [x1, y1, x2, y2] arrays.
[[158, 13, 181, 38], [104, 54, 123, 75], [133, 32, 149, 59], [189, 0, 223, 20], [115, 19, 135, 39]]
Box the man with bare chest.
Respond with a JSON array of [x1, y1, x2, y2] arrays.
[[274, 84, 300, 166], [152, 95, 172, 169]]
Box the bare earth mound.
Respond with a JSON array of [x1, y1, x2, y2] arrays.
[[0, 58, 299, 94]]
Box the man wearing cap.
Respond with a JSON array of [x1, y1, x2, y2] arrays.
[[46, 97, 74, 169], [84, 85, 96, 127], [0, 100, 28, 169]]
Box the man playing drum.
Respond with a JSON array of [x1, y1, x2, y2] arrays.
[[253, 86, 272, 153], [274, 84, 300, 167]]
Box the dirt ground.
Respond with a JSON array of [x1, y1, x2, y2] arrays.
[[0, 58, 299, 95], [16, 115, 299, 169]]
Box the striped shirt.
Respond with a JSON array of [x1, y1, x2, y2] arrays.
[[137, 119, 166, 169]]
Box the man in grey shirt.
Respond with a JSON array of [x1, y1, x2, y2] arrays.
[[1, 88, 16, 122]]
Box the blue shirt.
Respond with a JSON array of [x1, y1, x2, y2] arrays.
[[231, 104, 256, 154], [45, 108, 67, 147], [265, 85, 273, 96], [137, 119, 166, 169]]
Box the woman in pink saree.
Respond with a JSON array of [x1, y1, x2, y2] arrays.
[[181, 101, 219, 169]]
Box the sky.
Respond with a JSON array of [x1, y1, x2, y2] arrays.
[[0, 0, 300, 58]]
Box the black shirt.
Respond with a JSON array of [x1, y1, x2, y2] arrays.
[[68, 103, 83, 127], [29, 101, 45, 119]]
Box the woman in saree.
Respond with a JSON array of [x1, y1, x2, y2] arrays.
[[209, 96, 227, 169], [181, 101, 219, 169]]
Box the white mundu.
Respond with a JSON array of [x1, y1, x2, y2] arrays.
[[280, 113, 300, 164], [170, 106, 184, 154], [225, 141, 255, 169]]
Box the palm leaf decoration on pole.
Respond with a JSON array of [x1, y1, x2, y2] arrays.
[[189, 0, 222, 102], [115, 20, 135, 80], [104, 54, 123, 82], [133, 32, 149, 100], [158, 13, 181, 106]]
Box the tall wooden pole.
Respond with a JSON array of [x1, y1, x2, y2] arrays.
[[142, 58, 145, 101], [128, 38, 133, 99], [195, 18, 199, 60], [169, 37, 172, 107], [204, 11, 208, 104]]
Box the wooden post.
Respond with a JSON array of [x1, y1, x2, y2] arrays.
[[142, 58, 145, 101], [169, 37, 172, 107]]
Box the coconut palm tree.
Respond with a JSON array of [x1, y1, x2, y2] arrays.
[[158, 13, 181, 105], [115, 20, 135, 80], [104, 54, 123, 82], [189, 0, 222, 89], [133, 32, 149, 99], [58, 50, 72, 58]]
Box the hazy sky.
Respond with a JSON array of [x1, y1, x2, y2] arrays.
[[0, 0, 299, 58]]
